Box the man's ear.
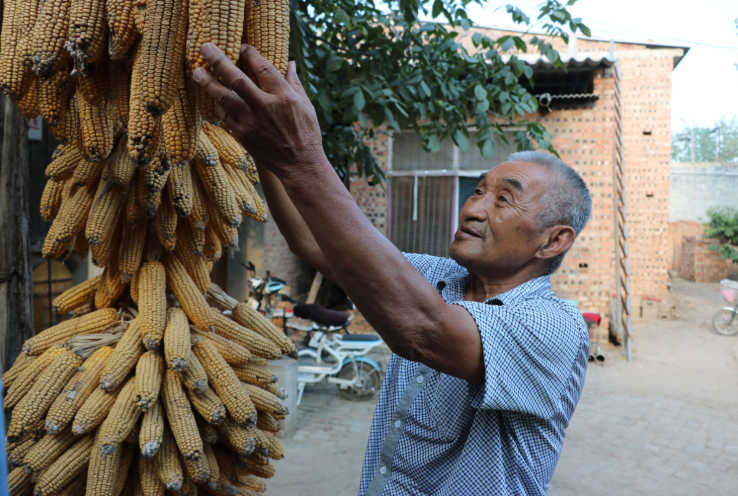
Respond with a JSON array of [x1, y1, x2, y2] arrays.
[[536, 226, 576, 261]]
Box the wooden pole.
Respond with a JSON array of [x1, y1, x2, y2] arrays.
[[0, 94, 34, 372]]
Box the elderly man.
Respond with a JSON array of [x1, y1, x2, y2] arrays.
[[195, 42, 591, 495]]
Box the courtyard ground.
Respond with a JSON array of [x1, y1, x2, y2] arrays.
[[268, 278, 738, 495]]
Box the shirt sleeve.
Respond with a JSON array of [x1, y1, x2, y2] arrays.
[[401, 253, 455, 284], [453, 299, 587, 420]]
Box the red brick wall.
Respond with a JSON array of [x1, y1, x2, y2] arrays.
[[680, 236, 728, 282], [668, 221, 705, 272], [263, 214, 315, 298]]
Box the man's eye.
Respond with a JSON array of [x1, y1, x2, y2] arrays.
[[499, 196, 508, 202], [474, 189, 483, 196]]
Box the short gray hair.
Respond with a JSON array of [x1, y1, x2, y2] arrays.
[[506, 151, 592, 274]]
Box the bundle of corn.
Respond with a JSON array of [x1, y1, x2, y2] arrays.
[[1, 0, 295, 492]]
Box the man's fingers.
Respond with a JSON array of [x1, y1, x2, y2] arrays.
[[198, 43, 261, 104], [285, 61, 311, 106], [193, 66, 246, 114], [238, 44, 289, 95]]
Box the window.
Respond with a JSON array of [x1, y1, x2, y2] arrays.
[[388, 130, 519, 256]]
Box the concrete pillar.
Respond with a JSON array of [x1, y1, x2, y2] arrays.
[[268, 358, 298, 438]]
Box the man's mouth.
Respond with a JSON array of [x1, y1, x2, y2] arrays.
[[456, 226, 482, 239]]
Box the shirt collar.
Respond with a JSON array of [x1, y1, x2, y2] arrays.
[[436, 267, 551, 306]]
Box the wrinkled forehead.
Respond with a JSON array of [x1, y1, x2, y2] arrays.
[[479, 161, 554, 192]]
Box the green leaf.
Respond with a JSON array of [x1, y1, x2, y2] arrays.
[[326, 55, 342, 72], [420, 81, 432, 98], [426, 134, 440, 153], [353, 90, 366, 111], [481, 138, 495, 159], [453, 129, 470, 152], [432, 0, 443, 18], [472, 32, 482, 47], [474, 84, 487, 101]]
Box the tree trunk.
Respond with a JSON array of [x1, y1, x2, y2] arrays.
[[0, 94, 34, 372]]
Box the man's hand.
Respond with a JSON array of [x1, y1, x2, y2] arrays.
[[193, 43, 325, 180]]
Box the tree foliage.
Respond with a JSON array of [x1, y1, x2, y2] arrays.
[[289, 0, 590, 184], [705, 207, 738, 264], [672, 116, 738, 163]]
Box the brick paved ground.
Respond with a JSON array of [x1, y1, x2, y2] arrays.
[[269, 278, 738, 495]]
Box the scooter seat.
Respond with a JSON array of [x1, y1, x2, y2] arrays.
[[342, 334, 381, 342]]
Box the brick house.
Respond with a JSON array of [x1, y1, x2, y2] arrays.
[[237, 28, 689, 342]]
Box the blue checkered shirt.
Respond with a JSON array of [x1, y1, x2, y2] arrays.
[[359, 254, 589, 496]]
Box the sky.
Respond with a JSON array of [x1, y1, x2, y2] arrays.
[[431, 0, 738, 133]]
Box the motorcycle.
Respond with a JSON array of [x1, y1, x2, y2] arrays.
[[713, 279, 738, 336]]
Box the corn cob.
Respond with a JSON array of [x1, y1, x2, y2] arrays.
[[2, 353, 35, 390], [139, 452, 165, 496], [203, 122, 248, 172], [188, 170, 210, 231], [86, 428, 123, 496], [137, 262, 167, 350], [68, 0, 109, 76], [26, 0, 72, 81], [42, 221, 71, 261], [194, 329, 252, 366], [182, 451, 210, 484], [130, 265, 141, 304], [46, 146, 83, 181], [126, 173, 146, 225], [4, 346, 69, 409], [78, 92, 116, 161], [233, 167, 267, 221], [86, 179, 125, 247], [231, 302, 297, 357], [34, 433, 94, 496], [72, 386, 119, 434], [245, 0, 290, 76], [168, 163, 194, 217], [163, 72, 200, 167], [177, 220, 205, 257], [72, 156, 107, 187], [138, 0, 188, 117], [128, 50, 162, 165], [203, 225, 222, 261], [198, 417, 218, 444], [77, 59, 110, 106], [57, 478, 87, 496], [163, 307, 191, 372], [202, 441, 219, 489], [51, 276, 97, 314], [164, 254, 214, 331], [110, 137, 137, 186], [8, 438, 36, 468], [21, 427, 76, 474], [97, 376, 142, 456], [242, 455, 275, 479], [174, 247, 210, 294], [105, 262, 127, 300], [113, 448, 137, 496], [45, 346, 112, 435], [232, 362, 278, 387], [94, 261, 120, 308], [8, 466, 32, 496], [195, 151, 241, 228], [100, 319, 145, 391], [216, 417, 255, 457], [73, 236, 90, 264], [132, 0, 146, 33], [109, 60, 131, 133], [16, 78, 39, 119], [135, 351, 164, 411], [181, 352, 208, 394], [186, 385, 226, 424], [107, 0, 139, 59], [49, 90, 80, 144], [90, 213, 123, 269], [234, 475, 267, 493], [155, 187, 178, 251], [242, 383, 288, 419], [161, 370, 203, 460], [252, 427, 269, 457], [211, 205, 240, 251], [154, 428, 184, 491], [142, 160, 171, 193], [263, 431, 284, 460], [7, 350, 84, 442], [224, 166, 255, 217], [264, 381, 287, 400], [40, 179, 65, 222], [22, 308, 117, 356], [120, 220, 147, 283], [140, 399, 165, 457], [192, 340, 257, 427], [210, 311, 282, 360], [0, 0, 35, 101]]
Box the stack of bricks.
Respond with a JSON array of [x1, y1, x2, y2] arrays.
[[680, 236, 729, 282]]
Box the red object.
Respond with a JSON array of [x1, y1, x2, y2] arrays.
[[581, 313, 601, 326], [641, 296, 661, 302]]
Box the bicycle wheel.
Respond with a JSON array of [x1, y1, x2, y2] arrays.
[[336, 361, 381, 401], [712, 309, 738, 336]]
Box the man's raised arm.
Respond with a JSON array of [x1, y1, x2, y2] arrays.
[[194, 43, 485, 384]]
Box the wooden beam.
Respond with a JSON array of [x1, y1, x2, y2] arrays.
[[0, 94, 34, 372]]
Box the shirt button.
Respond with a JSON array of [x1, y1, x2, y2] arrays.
[[394, 420, 401, 428], [416, 376, 424, 383], [379, 466, 387, 475]]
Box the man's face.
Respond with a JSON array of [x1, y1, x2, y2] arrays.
[[448, 161, 553, 274]]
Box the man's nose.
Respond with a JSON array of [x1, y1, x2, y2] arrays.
[[461, 196, 489, 222]]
